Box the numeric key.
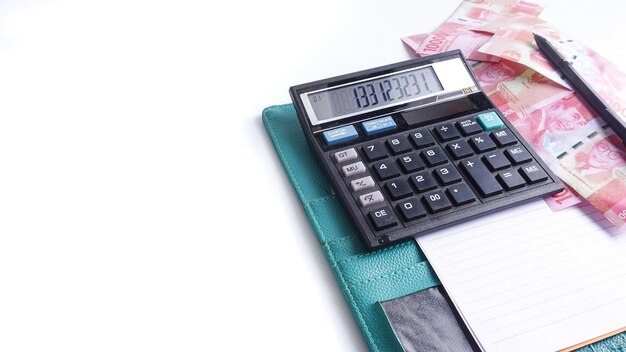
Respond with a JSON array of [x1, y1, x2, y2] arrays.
[[385, 179, 413, 200], [423, 190, 452, 213], [421, 146, 448, 167], [362, 142, 388, 161], [397, 198, 427, 221], [399, 153, 425, 173], [373, 160, 401, 180], [387, 136, 412, 155], [410, 171, 437, 193], [410, 129, 436, 148], [433, 165, 462, 185]]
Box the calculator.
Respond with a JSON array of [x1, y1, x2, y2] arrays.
[[289, 50, 563, 250]]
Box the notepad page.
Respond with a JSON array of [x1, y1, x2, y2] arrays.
[[417, 200, 626, 352]]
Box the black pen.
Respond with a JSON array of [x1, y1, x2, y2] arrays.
[[534, 33, 626, 145]]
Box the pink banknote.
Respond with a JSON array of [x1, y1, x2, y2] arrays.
[[543, 184, 584, 211], [476, 12, 626, 136], [401, 34, 429, 56], [412, 0, 544, 62], [502, 93, 604, 161], [477, 28, 571, 88], [555, 133, 626, 226], [472, 59, 572, 114]]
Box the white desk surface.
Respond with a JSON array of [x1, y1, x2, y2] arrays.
[[1, 0, 625, 350]]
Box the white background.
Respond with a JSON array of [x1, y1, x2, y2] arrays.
[[0, 0, 625, 351]]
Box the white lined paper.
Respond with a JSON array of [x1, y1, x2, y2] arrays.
[[417, 200, 626, 352]]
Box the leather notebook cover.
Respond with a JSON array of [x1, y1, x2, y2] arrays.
[[262, 103, 626, 352]]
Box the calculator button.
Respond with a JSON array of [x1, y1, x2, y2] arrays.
[[505, 146, 532, 165], [446, 140, 474, 160], [433, 165, 462, 185], [385, 178, 413, 200], [373, 160, 401, 180], [342, 161, 367, 177], [446, 183, 477, 206], [333, 148, 358, 163], [410, 129, 436, 148], [434, 122, 461, 141], [483, 151, 511, 171], [350, 176, 375, 192], [368, 206, 398, 230], [359, 190, 385, 207], [491, 129, 517, 147], [362, 142, 388, 161], [421, 146, 448, 167], [411, 171, 437, 193], [397, 198, 427, 221], [519, 163, 549, 184], [387, 136, 412, 155], [323, 125, 359, 146], [460, 157, 503, 197], [469, 133, 497, 153], [457, 118, 483, 136], [423, 190, 452, 213], [476, 111, 504, 131], [398, 153, 425, 173], [362, 116, 397, 136], [497, 170, 526, 190]]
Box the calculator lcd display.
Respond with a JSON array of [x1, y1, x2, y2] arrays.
[[307, 66, 443, 123]]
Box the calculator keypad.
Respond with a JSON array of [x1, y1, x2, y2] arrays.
[[328, 110, 555, 245]]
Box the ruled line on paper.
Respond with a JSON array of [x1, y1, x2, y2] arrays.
[[448, 227, 610, 282], [474, 269, 626, 323], [435, 208, 607, 262], [417, 200, 626, 352], [440, 222, 599, 270], [462, 240, 626, 306], [489, 295, 626, 345], [424, 204, 547, 250]]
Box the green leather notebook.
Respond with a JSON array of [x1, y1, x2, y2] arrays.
[[262, 103, 626, 352]]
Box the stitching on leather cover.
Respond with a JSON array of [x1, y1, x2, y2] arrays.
[[348, 263, 425, 289], [323, 235, 354, 245], [317, 224, 381, 352], [306, 194, 336, 206], [263, 107, 307, 203], [265, 107, 381, 352], [333, 242, 410, 267]]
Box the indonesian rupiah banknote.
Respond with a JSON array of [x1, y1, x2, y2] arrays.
[[410, 0, 543, 61]]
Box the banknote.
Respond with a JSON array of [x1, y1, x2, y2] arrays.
[[476, 28, 572, 88], [501, 93, 605, 161], [554, 132, 626, 226], [472, 59, 572, 115], [401, 33, 429, 55], [485, 97, 596, 212], [476, 12, 626, 129], [412, 0, 544, 62], [543, 184, 583, 211], [417, 23, 501, 62]]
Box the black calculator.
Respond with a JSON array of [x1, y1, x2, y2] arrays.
[[289, 50, 563, 250]]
